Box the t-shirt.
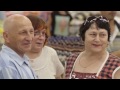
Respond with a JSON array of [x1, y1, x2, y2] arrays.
[[29, 46, 64, 79]]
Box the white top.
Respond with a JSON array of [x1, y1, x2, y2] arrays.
[[29, 46, 64, 79]]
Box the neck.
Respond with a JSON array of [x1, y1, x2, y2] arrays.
[[82, 50, 107, 61], [26, 50, 42, 59]]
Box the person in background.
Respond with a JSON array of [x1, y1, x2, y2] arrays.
[[26, 15, 64, 79], [23, 11, 51, 37], [0, 14, 37, 79], [65, 16, 120, 79], [22, 11, 41, 17], [100, 11, 120, 57], [47, 11, 72, 36]]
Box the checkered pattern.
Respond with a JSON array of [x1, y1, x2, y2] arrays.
[[98, 54, 120, 79], [65, 52, 79, 79], [65, 53, 120, 79]]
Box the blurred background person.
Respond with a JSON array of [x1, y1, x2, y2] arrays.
[[100, 11, 120, 57], [26, 15, 64, 79], [22, 11, 41, 17], [48, 11, 72, 36], [23, 11, 51, 37]]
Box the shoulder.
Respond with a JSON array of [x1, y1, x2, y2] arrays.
[[112, 66, 120, 79], [0, 52, 9, 68], [44, 46, 57, 54], [66, 52, 80, 64], [109, 54, 120, 62], [110, 53, 120, 79], [0, 51, 18, 69], [0, 65, 19, 79], [67, 52, 80, 59], [107, 54, 120, 70], [0, 52, 18, 73]]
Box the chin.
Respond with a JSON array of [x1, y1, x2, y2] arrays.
[[24, 48, 31, 52], [35, 47, 42, 51], [92, 49, 102, 53]]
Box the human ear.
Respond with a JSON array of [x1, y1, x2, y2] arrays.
[[3, 32, 10, 43]]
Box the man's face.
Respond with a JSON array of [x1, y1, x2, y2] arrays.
[[6, 18, 34, 55], [101, 11, 117, 20]]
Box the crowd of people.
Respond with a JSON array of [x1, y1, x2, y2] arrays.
[[0, 11, 120, 79]]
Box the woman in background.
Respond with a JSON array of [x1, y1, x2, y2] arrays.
[[26, 15, 64, 79]]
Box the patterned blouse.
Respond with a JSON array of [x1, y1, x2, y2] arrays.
[[65, 52, 120, 79]]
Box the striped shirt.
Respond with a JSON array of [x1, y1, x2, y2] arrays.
[[0, 45, 37, 79]]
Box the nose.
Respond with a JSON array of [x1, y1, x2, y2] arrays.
[[94, 35, 100, 42], [26, 32, 34, 41]]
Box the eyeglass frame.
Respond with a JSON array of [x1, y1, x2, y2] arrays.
[[34, 29, 47, 37]]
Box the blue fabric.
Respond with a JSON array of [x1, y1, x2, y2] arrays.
[[0, 45, 37, 79]]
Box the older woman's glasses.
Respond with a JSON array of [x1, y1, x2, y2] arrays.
[[34, 29, 46, 37], [84, 16, 109, 25]]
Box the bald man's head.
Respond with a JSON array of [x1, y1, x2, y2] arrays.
[[3, 14, 32, 32], [3, 14, 34, 57]]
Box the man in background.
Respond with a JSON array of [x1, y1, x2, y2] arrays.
[[101, 11, 120, 57]]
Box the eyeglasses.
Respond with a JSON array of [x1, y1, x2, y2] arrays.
[[84, 16, 109, 25], [34, 29, 46, 37]]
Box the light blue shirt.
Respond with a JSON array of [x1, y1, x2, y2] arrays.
[[0, 45, 37, 79]]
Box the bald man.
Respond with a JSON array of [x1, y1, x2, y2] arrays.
[[0, 14, 37, 79]]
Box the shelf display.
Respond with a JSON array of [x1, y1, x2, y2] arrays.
[[47, 36, 84, 66]]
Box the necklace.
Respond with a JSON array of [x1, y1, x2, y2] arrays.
[[79, 58, 99, 69]]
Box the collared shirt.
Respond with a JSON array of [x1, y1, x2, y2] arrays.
[[0, 45, 37, 79]]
